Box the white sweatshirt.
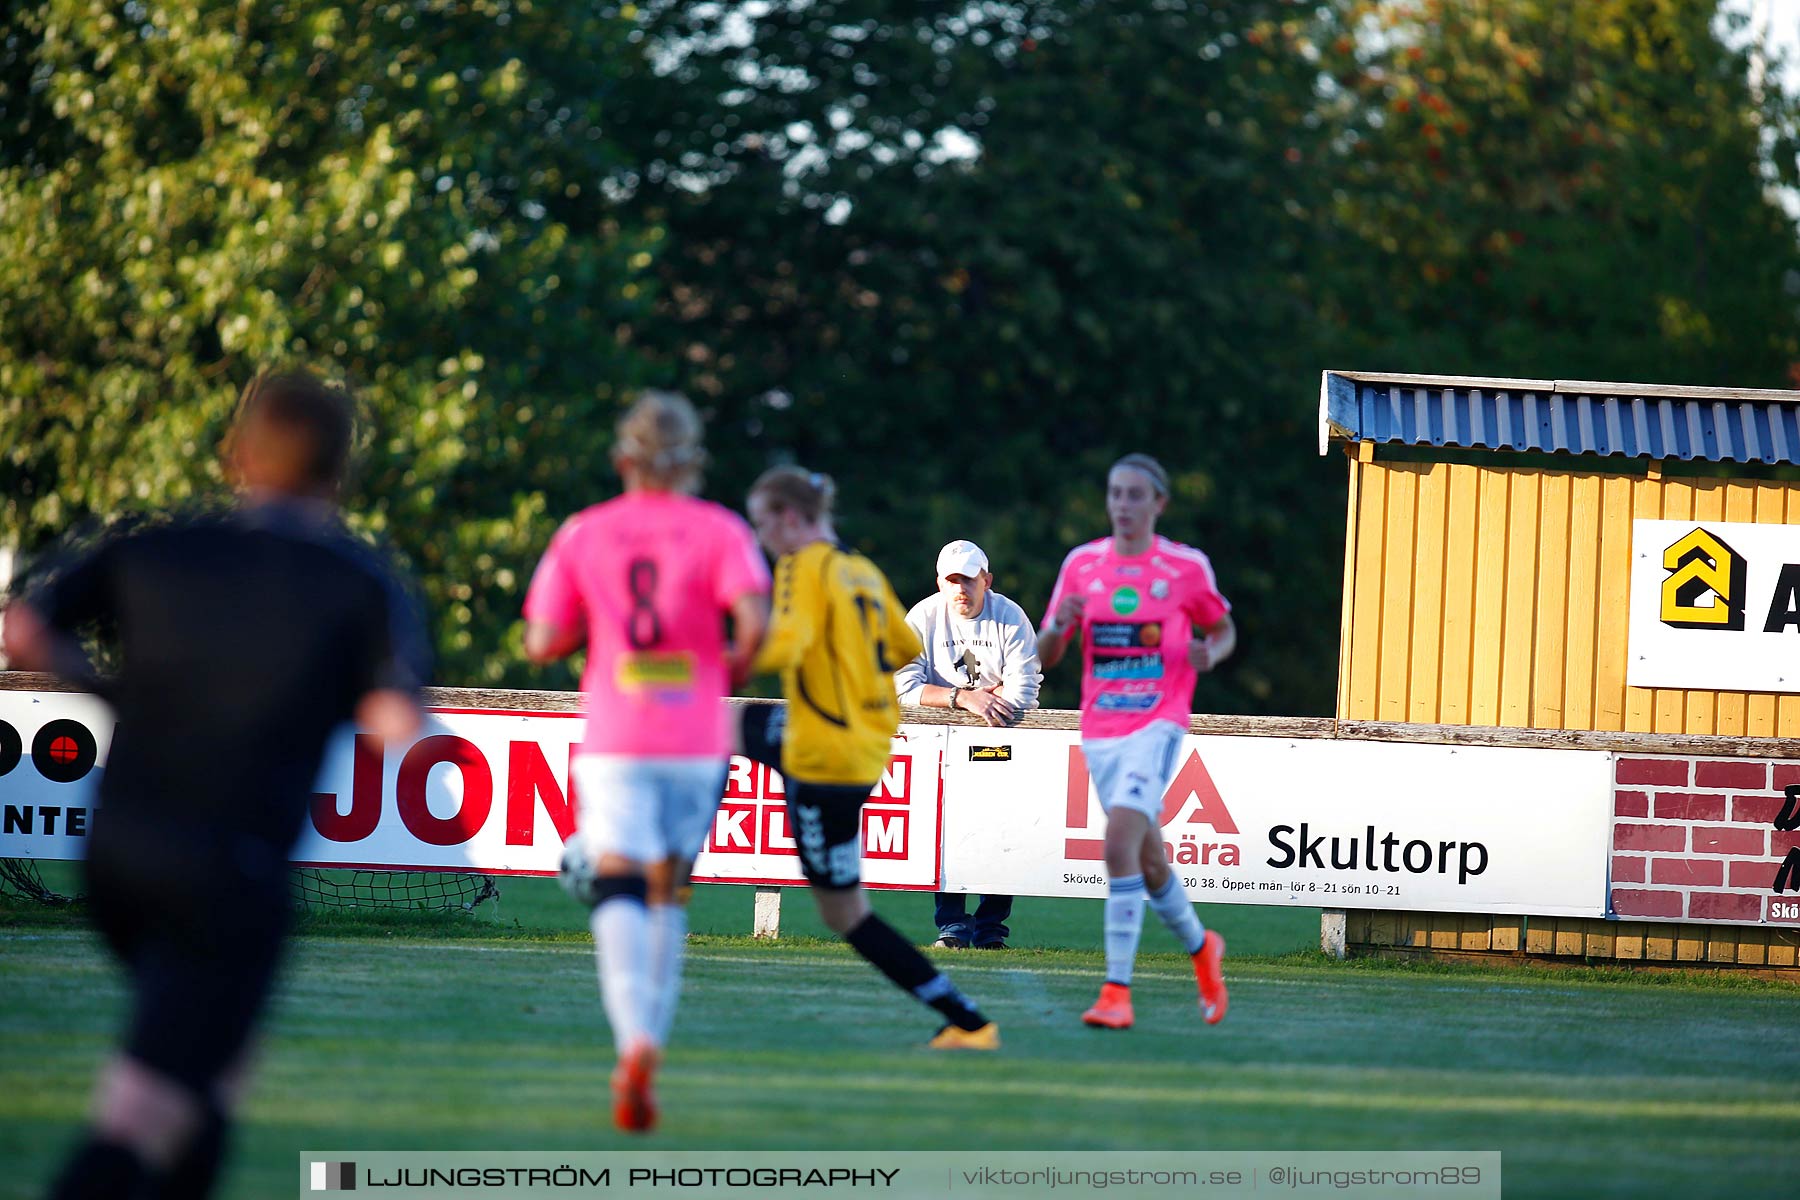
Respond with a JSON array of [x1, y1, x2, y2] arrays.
[[893, 589, 1043, 717]]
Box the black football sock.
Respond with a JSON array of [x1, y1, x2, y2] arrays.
[[845, 913, 989, 1031], [155, 1104, 227, 1200], [49, 1135, 152, 1200]]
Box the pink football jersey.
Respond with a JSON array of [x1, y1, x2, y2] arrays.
[[1044, 535, 1231, 739], [524, 492, 770, 756]]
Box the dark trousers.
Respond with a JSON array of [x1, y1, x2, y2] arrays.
[[84, 813, 291, 1094], [934, 892, 1014, 945]]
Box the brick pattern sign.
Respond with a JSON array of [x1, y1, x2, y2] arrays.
[[1611, 757, 1800, 925]]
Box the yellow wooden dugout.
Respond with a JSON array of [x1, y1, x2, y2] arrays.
[[1321, 370, 1800, 969]]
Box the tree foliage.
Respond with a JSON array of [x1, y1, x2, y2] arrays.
[[5, 0, 1797, 714], [1314, 0, 1800, 383], [603, 0, 1348, 711], [1, 1, 657, 685]]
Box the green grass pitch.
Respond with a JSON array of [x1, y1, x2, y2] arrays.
[[3, 876, 1798, 1198]]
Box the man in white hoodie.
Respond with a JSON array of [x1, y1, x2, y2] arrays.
[[895, 540, 1042, 948]]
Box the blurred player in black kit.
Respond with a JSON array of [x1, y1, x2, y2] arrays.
[[4, 370, 430, 1200]]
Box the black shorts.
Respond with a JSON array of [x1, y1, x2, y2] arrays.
[[738, 705, 872, 891], [84, 812, 291, 1096]]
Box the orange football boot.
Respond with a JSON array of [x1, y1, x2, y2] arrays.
[[1194, 932, 1228, 1025], [611, 1038, 660, 1133], [1081, 982, 1134, 1029]]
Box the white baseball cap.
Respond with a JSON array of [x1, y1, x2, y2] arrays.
[[936, 539, 989, 579]]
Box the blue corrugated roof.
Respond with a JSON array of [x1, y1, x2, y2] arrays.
[[1318, 372, 1800, 466]]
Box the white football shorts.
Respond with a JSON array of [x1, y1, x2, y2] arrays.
[[1081, 719, 1185, 820], [571, 755, 728, 863]]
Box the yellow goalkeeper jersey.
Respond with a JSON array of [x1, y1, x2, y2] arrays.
[[752, 540, 924, 785]]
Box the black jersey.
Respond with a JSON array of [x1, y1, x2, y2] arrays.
[[27, 500, 429, 849]]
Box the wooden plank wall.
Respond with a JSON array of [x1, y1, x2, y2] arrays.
[[1348, 911, 1800, 976], [1340, 454, 1800, 970], [1341, 458, 1800, 736]]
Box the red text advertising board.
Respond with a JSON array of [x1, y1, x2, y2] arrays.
[[693, 727, 943, 889], [0, 693, 944, 890], [938, 727, 1613, 917]]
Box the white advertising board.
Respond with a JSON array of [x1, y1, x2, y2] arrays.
[[2, 691, 1617, 914], [1628, 518, 1800, 693], [0, 693, 942, 890], [939, 728, 1614, 916], [0, 690, 115, 859]]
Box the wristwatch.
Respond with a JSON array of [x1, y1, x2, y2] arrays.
[[948, 686, 967, 711]]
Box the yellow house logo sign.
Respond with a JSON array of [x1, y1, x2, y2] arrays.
[[1660, 527, 1746, 631]]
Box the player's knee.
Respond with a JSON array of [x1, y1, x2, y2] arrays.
[[559, 833, 650, 908], [597, 851, 645, 876], [1103, 830, 1143, 876], [643, 861, 676, 905]]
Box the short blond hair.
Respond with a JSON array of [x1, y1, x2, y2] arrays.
[[615, 390, 706, 491], [748, 465, 836, 521]]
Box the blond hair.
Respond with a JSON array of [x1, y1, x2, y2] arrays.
[[615, 389, 706, 491], [748, 464, 836, 521]]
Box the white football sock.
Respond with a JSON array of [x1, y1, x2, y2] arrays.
[[647, 903, 688, 1047], [591, 898, 652, 1052], [1147, 874, 1207, 956], [1104, 873, 1147, 986]]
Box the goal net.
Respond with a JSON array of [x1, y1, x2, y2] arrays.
[[1, 858, 499, 913], [291, 868, 500, 912]]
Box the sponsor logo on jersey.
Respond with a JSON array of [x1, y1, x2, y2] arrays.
[[1092, 653, 1164, 681], [615, 651, 697, 690], [1111, 586, 1141, 615], [1090, 622, 1163, 649], [1095, 692, 1160, 711]]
